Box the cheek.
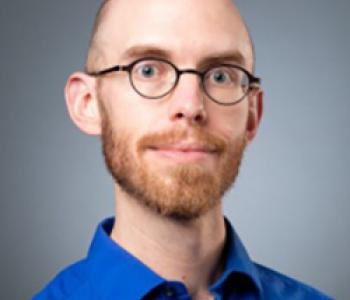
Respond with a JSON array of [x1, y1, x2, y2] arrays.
[[209, 104, 249, 140], [103, 82, 158, 133]]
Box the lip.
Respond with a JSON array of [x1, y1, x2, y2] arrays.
[[147, 142, 218, 163]]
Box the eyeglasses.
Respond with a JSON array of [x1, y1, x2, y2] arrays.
[[87, 57, 261, 105]]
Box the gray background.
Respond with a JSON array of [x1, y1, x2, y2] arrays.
[[1, 1, 349, 299]]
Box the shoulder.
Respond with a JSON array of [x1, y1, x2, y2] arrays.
[[32, 259, 94, 300], [254, 263, 334, 300]]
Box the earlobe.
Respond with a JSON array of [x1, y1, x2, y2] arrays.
[[65, 72, 102, 136], [245, 88, 264, 143]]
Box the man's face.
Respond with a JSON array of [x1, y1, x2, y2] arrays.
[[94, 0, 257, 220]]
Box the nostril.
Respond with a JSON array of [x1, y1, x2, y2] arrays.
[[194, 114, 203, 123], [175, 112, 184, 119], [173, 110, 206, 124]]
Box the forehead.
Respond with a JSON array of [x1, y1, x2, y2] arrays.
[[96, 0, 252, 68]]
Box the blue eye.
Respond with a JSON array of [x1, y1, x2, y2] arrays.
[[141, 65, 156, 78], [134, 61, 164, 81], [212, 71, 229, 83], [206, 67, 241, 87], [210, 69, 232, 85]]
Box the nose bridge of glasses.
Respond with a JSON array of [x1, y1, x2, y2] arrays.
[[178, 68, 203, 79], [169, 68, 207, 114], [172, 68, 205, 100], [176, 69, 204, 92], [167, 68, 207, 122]]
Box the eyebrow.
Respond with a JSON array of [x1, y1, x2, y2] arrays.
[[120, 45, 247, 68], [121, 46, 170, 61]]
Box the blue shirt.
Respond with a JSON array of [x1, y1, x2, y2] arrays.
[[33, 218, 333, 300]]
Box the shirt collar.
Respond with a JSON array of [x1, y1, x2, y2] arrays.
[[87, 218, 165, 300], [86, 217, 262, 299], [210, 218, 262, 295]]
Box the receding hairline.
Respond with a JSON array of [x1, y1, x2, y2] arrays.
[[85, 0, 109, 71], [85, 0, 256, 72]]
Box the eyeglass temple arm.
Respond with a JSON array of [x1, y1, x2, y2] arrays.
[[251, 76, 261, 85], [87, 65, 123, 77]]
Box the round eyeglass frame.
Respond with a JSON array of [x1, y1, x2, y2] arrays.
[[87, 57, 261, 106]]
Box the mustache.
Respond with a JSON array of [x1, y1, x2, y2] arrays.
[[137, 126, 227, 153]]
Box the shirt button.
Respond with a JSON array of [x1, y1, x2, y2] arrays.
[[165, 286, 176, 298]]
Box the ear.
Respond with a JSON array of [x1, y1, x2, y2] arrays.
[[65, 72, 102, 135], [245, 87, 263, 143]]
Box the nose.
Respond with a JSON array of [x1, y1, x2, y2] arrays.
[[167, 73, 207, 125]]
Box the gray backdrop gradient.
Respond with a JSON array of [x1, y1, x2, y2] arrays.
[[1, 1, 349, 299]]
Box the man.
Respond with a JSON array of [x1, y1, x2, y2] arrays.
[[33, 0, 332, 299]]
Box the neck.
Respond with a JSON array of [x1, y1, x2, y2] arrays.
[[111, 185, 226, 299]]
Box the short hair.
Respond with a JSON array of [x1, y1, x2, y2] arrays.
[[85, 0, 111, 72], [85, 0, 256, 73]]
